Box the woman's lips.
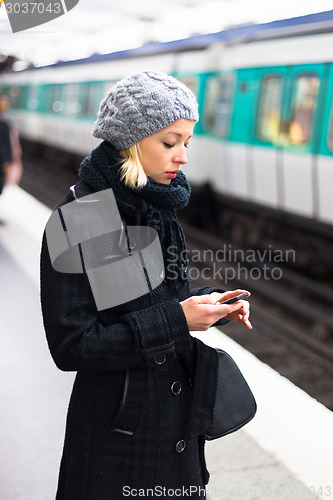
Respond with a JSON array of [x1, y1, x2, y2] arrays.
[[166, 170, 179, 179]]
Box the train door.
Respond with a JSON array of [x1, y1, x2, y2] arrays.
[[201, 71, 235, 194], [316, 63, 333, 226], [251, 67, 288, 208], [278, 64, 327, 218], [227, 68, 257, 198]]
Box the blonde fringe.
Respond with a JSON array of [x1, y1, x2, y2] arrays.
[[119, 143, 148, 189]]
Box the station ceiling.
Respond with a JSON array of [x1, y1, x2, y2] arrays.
[[0, 0, 333, 67]]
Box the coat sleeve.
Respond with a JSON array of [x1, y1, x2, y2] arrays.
[[40, 233, 192, 373]]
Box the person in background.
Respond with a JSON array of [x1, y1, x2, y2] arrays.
[[40, 71, 252, 500], [0, 95, 13, 224], [0, 94, 23, 204]]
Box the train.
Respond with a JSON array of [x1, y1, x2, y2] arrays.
[[1, 9, 333, 278]]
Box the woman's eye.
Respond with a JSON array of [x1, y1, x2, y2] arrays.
[[163, 142, 175, 148]]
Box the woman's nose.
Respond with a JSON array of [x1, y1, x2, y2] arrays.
[[174, 147, 188, 165]]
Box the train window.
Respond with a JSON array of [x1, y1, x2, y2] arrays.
[[82, 83, 101, 118], [9, 86, 23, 109], [204, 77, 219, 131], [289, 74, 319, 145], [48, 85, 64, 113], [256, 75, 282, 143], [103, 81, 116, 97], [240, 82, 248, 93], [204, 74, 233, 137], [53, 101, 64, 113], [27, 85, 38, 111], [63, 84, 81, 115]]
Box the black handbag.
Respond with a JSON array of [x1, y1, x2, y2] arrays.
[[205, 348, 257, 440]]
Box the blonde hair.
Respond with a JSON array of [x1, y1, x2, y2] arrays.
[[119, 143, 148, 189]]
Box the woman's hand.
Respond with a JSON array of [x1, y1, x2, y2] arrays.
[[180, 289, 252, 332], [209, 289, 252, 329]]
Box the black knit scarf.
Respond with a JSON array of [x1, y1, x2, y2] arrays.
[[78, 141, 191, 290]]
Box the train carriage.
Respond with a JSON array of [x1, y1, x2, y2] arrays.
[[1, 10, 333, 241]]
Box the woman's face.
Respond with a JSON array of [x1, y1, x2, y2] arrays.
[[139, 118, 196, 185]]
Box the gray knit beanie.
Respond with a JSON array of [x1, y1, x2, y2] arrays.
[[93, 71, 199, 151]]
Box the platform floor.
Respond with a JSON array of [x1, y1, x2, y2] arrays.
[[0, 187, 331, 500], [206, 432, 320, 500]]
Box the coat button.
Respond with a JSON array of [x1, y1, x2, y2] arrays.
[[181, 265, 188, 276], [154, 354, 166, 365], [171, 381, 182, 395], [175, 440, 186, 453]]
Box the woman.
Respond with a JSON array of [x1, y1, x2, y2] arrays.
[[40, 71, 251, 500]]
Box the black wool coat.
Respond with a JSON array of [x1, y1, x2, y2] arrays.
[[40, 181, 226, 500]]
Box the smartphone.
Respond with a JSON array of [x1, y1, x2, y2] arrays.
[[219, 291, 249, 305]]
